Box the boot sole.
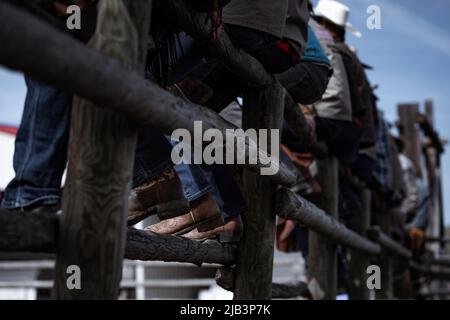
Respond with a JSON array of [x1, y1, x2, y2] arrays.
[[170, 213, 226, 236], [196, 214, 225, 233], [128, 199, 190, 226]]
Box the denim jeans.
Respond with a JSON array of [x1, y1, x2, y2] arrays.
[[172, 139, 246, 220], [1, 77, 174, 209], [132, 128, 174, 189], [1, 77, 72, 208], [161, 25, 296, 113], [174, 162, 213, 203], [208, 165, 246, 220], [198, 24, 297, 113]]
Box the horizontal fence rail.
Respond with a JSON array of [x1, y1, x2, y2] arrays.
[[368, 227, 413, 259], [276, 188, 382, 255]]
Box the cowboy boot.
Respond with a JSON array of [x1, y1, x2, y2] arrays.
[[144, 193, 225, 235], [128, 168, 190, 226], [181, 216, 243, 243]]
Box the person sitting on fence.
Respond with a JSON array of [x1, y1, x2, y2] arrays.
[[179, 16, 334, 242], [161, 0, 310, 112], [307, 0, 358, 165], [313, 0, 374, 224], [144, 155, 245, 242], [349, 86, 379, 187], [1, 1, 229, 238], [394, 138, 430, 253], [140, 0, 319, 242]]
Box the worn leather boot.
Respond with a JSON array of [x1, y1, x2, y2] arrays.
[[145, 193, 225, 235], [128, 168, 190, 226], [181, 216, 243, 243]]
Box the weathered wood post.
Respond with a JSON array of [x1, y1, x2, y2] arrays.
[[398, 104, 422, 178], [308, 157, 338, 300], [424, 101, 442, 251], [53, 0, 152, 299], [423, 100, 446, 294], [348, 188, 372, 300], [394, 103, 423, 300], [234, 84, 285, 300], [376, 199, 394, 299]]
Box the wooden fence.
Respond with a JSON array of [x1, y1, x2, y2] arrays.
[[0, 0, 447, 300]]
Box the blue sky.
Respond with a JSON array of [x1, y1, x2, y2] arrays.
[[314, 0, 450, 226], [1, 0, 450, 225]]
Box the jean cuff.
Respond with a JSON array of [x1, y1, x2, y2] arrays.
[[185, 185, 214, 203], [1, 195, 61, 209], [132, 159, 173, 188]]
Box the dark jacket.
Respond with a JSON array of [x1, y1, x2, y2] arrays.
[[223, 0, 308, 51], [335, 42, 372, 118]]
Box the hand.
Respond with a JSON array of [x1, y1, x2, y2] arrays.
[[277, 217, 296, 241], [408, 228, 425, 251], [208, 11, 223, 40]]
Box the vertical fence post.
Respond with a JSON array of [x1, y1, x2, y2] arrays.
[[424, 101, 442, 249], [234, 84, 285, 300], [308, 157, 338, 300], [396, 103, 424, 300], [423, 100, 446, 294], [53, 0, 152, 299], [348, 188, 372, 300], [398, 104, 422, 178], [376, 200, 394, 299]]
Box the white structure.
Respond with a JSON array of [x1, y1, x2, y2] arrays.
[[0, 125, 16, 190]]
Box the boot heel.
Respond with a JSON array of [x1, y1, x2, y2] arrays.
[[196, 214, 225, 232]]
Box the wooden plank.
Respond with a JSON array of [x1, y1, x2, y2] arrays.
[[216, 267, 312, 299], [398, 104, 422, 177], [0, 209, 236, 267], [348, 188, 372, 300], [52, 0, 149, 299], [234, 84, 285, 300], [368, 227, 412, 259], [376, 201, 394, 299], [307, 157, 338, 300], [276, 188, 381, 255]]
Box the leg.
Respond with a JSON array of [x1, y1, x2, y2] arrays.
[[128, 128, 190, 225], [1, 76, 72, 210], [145, 162, 225, 236], [276, 62, 330, 105]]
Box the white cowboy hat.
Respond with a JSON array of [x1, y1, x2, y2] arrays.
[[314, 0, 362, 38]]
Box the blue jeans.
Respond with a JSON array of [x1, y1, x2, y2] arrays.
[[170, 136, 246, 219], [175, 162, 247, 220], [1, 77, 173, 209], [133, 128, 174, 189], [1, 77, 72, 208], [174, 162, 213, 203], [208, 165, 246, 220]]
